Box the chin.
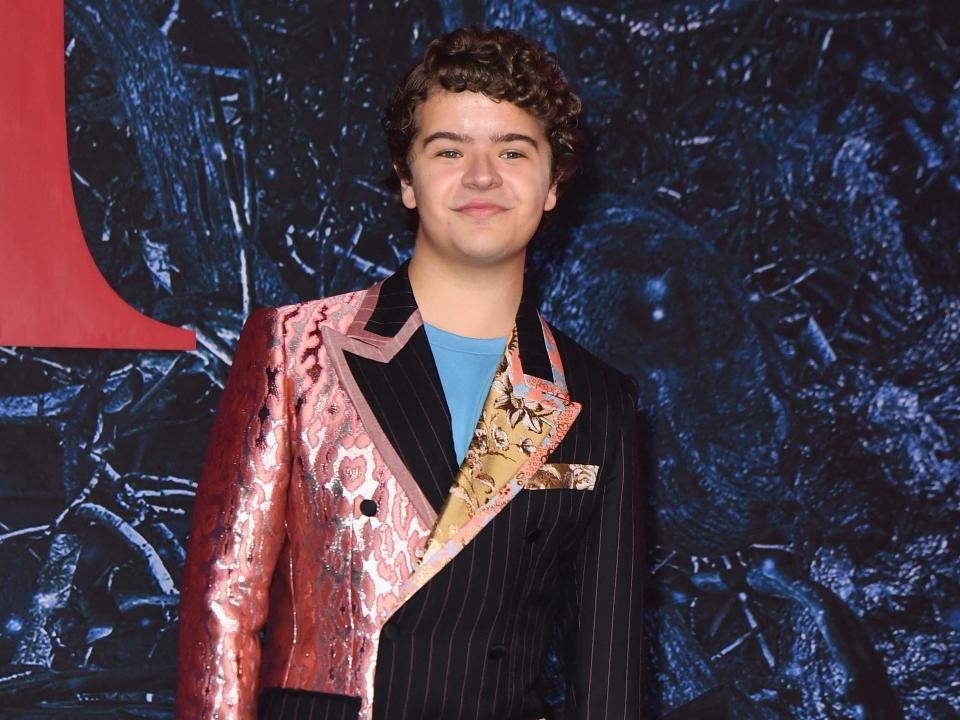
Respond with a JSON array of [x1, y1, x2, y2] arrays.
[[449, 239, 525, 264], [452, 228, 535, 257]]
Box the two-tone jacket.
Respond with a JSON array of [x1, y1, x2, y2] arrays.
[[176, 263, 643, 719]]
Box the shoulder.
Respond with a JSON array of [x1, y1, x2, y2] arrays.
[[546, 320, 639, 416], [242, 284, 375, 340]]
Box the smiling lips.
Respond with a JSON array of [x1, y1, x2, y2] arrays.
[[454, 201, 509, 218]]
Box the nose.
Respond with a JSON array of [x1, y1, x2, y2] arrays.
[[461, 152, 502, 190]]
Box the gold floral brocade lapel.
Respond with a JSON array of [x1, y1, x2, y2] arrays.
[[423, 325, 561, 559]]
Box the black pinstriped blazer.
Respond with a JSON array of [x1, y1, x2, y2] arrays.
[[259, 264, 643, 719]]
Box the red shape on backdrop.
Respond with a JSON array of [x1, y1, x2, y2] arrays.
[[0, 1, 194, 351]]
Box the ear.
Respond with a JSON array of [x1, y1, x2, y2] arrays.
[[396, 166, 417, 210], [543, 181, 558, 212], [400, 179, 417, 210]]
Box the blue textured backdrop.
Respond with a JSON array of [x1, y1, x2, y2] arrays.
[[0, 1, 958, 718]]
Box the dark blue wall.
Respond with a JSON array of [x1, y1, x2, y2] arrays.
[[1, 1, 957, 718]]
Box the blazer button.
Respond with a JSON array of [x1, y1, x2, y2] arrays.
[[525, 528, 542, 543], [487, 644, 507, 660], [359, 499, 378, 517]]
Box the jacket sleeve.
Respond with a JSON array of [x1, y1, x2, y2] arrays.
[[177, 308, 292, 720], [565, 375, 644, 718]]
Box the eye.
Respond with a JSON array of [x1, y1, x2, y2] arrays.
[[436, 149, 461, 159], [501, 150, 525, 159]]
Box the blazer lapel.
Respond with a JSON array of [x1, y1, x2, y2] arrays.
[[322, 265, 457, 528], [391, 302, 582, 614], [324, 264, 583, 620]]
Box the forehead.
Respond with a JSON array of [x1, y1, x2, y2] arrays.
[[414, 89, 547, 139]]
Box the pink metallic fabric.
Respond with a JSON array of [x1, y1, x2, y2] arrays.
[[177, 283, 578, 720]]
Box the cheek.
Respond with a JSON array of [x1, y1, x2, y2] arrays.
[[416, 171, 455, 201], [526, 167, 553, 196], [520, 174, 554, 212]]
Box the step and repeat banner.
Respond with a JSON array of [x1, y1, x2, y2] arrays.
[[1, 1, 957, 718]]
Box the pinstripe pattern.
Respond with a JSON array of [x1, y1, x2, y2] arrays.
[[261, 265, 643, 719], [345, 324, 458, 512], [260, 688, 360, 719]]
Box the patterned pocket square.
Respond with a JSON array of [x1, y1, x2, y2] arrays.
[[524, 463, 599, 491]]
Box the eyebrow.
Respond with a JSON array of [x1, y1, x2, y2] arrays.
[[420, 131, 540, 150]]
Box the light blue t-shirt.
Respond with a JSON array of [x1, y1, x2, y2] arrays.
[[423, 322, 507, 465]]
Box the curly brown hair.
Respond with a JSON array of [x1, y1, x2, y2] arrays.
[[382, 27, 583, 190]]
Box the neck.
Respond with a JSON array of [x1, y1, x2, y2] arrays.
[[407, 248, 525, 339]]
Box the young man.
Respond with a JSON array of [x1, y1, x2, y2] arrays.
[[177, 27, 642, 720]]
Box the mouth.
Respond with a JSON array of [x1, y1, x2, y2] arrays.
[[454, 202, 509, 218]]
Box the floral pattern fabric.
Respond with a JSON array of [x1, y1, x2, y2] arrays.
[[423, 327, 578, 560], [525, 462, 599, 490]]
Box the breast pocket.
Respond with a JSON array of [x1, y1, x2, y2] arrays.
[[523, 463, 599, 491]]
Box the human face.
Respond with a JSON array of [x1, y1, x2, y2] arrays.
[[400, 90, 557, 267]]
